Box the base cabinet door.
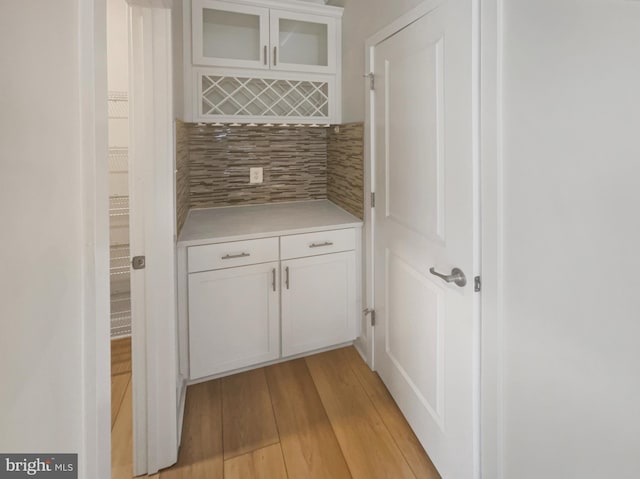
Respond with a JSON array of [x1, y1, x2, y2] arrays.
[[281, 251, 357, 357], [188, 261, 280, 379]]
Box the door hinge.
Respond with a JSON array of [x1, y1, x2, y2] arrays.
[[364, 308, 376, 326], [364, 72, 375, 91], [474, 276, 481, 293], [132, 256, 146, 270], [371, 192, 376, 208]]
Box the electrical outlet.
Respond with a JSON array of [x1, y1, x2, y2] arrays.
[[249, 167, 263, 184]]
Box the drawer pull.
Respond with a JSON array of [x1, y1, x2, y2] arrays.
[[221, 252, 251, 260], [309, 241, 334, 249]]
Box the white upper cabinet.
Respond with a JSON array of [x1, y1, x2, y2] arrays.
[[185, 0, 343, 123], [192, 0, 337, 74], [269, 9, 336, 74], [193, 0, 270, 69]]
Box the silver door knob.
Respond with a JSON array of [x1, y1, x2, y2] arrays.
[[429, 267, 467, 287]]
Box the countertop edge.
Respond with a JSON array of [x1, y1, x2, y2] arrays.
[[176, 200, 364, 248], [177, 221, 363, 248]]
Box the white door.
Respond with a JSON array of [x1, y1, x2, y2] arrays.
[[129, 4, 178, 475], [281, 252, 357, 356], [372, 1, 478, 477]]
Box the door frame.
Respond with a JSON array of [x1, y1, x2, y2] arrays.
[[364, 0, 483, 476], [80, 0, 110, 477], [477, 0, 504, 478], [81, 0, 180, 477]]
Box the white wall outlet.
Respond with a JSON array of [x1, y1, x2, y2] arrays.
[[249, 167, 263, 184]]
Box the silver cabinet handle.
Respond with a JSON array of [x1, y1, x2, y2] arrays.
[[429, 267, 467, 287], [273, 46, 277, 66], [272, 268, 276, 292], [309, 241, 334, 249], [221, 252, 250, 260], [285, 266, 290, 289], [264, 45, 267, 65]]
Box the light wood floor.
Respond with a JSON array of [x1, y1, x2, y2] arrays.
[[111, 340, 440, 479], [111, 337, 133, 479]]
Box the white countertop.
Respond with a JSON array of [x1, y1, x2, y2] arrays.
[[178, 200, 363, 246]]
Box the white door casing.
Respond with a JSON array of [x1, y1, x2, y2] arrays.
[[369, 0, 480, 477]]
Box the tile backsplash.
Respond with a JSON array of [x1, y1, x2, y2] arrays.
[[327, 123, 364, 219], [175, 120, 190, 235], [187, 124, 328, 209], [175, 122, 365, 236]]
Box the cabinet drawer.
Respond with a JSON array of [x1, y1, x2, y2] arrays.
[[281, 228, 355, 260], [188, 237, 279, 273]]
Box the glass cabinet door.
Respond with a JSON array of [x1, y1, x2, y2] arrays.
[[270, 10, 336, 74], [193, 0, 269, 69]]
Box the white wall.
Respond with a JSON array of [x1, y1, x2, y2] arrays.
[[500, 0, 640, 477], [330, 0, 424, 122], [0, 0, 109, 476]]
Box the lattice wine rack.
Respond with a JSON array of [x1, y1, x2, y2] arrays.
[[199, 74, 331, 122]]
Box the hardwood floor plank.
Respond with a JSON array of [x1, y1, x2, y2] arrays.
[[111, 337, 132, 376], [223, 444, 288, 479], [160, 380, 224, 479], [344, 347, 441, 479], [112, 378, 133, 479], [221, 368, 279, 460], [305, 348, 416, 479], [111, 373, 131, 429], [265, 359, 352, 479]]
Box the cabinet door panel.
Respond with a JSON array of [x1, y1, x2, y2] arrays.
[[193, 0, 269, 69], [188, 262, 279, 379], [270, 10, 336, 74], [282, 252, 356, 357]]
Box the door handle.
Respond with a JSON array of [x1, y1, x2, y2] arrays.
[[285, 266, 290, 289], [429, 267, 467, 287], [264, 45, 268, 65], [272, 268, 276, 292], [273, 46, 277, 66]]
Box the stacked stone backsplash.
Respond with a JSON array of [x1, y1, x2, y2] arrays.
[[175, 122, 364, 236]]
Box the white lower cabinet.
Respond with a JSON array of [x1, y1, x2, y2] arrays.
[[185, 226, 359, 380], [281, 251, 356, 356], [188, 261, 280, 379]]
